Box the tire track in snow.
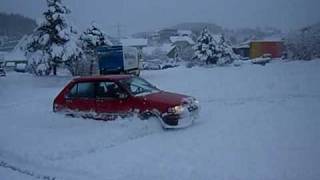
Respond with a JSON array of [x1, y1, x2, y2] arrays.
[[0, 119, 164, 180], [48, 119, 164, 161], [0, 160, 56, 180]]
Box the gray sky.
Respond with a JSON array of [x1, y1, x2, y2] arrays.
[[1, 0, 319, 36]]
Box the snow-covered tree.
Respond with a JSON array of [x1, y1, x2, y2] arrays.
[[193, 27, 236, 65], [26, 0, 83, 75], [79, 23, 112, 75], [212, 34, 237, 65], [193, 27, 215, 64], [80, 23, 112, 51]]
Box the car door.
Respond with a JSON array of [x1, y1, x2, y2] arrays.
[[95, 81, 133, 117], [65, 82, 96, 115]]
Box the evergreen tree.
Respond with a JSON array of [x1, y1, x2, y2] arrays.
[[79, 23, 112, 75], [193, 27, 216, 65], [193, 27, 236, 65], [80, 23, 112, 51], [212, 34, 237, 65], [25, 0, 82, 75]]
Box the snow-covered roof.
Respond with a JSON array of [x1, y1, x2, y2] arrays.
[[170, 36, 195, 45], [120, 38, 148, 47], [251, 39, 283, 43], [178, 30, 193, 36], [233, 44, 250, 49], [233, 40, 251, 49], [251, 35, 284, 42]]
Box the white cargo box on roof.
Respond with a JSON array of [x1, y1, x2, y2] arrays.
[[123, 46, 139, 71]]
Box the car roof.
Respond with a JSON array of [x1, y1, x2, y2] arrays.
[[73, 75, 133, 83]]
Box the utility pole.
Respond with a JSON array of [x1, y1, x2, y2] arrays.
[[117, 23, 121, 42]]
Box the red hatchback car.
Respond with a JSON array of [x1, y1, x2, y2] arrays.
[[53, 75, 199, 128]]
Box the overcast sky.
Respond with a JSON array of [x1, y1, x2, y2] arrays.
[[1, 0, 319, 36]]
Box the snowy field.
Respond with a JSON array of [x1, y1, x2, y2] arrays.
[[1, 60, 320, 180]]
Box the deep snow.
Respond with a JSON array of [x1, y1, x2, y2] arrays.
[[0, 60, 320, 180]]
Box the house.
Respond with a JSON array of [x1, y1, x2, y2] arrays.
[[250, 40, 284, 59], [149, 32, 161, 46], [233, 41, 250, 59], [167, 36, 195, 61], [233, 44, 250, 59], [143, 43, 175, 61], [3, 51, 28, 71], [234, 37, 285, 59], [2, 36, 29, 71]]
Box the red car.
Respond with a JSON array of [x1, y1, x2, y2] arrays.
[[53, 75, 199, 128]]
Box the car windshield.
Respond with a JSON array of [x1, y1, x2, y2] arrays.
[[120, 77, 160, 96]]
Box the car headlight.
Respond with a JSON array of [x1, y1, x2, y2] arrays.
[[194, 99, 199, 105], [168, 105, 185, 114]]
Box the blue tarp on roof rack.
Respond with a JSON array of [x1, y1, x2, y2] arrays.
[[97, 46, 124, 74]]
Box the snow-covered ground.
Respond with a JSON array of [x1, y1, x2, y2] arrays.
[[1, 60, 320, 180]]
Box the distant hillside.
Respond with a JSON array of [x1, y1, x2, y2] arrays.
[[131, 22, 283, 46], [171, 22, 223, 35], [225, 27, 283, 44], [0, 12, 37, 38]]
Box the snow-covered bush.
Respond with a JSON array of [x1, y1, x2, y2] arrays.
[[79, 23, 112, 75], [25, 0, 83, 76], [285, 23, 320, 60], [193, 27, 236, 65]]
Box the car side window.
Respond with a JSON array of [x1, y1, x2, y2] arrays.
[[68, 84, 78, 98], [96, 81, 122, 99], [68, 82, 95, 98]]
